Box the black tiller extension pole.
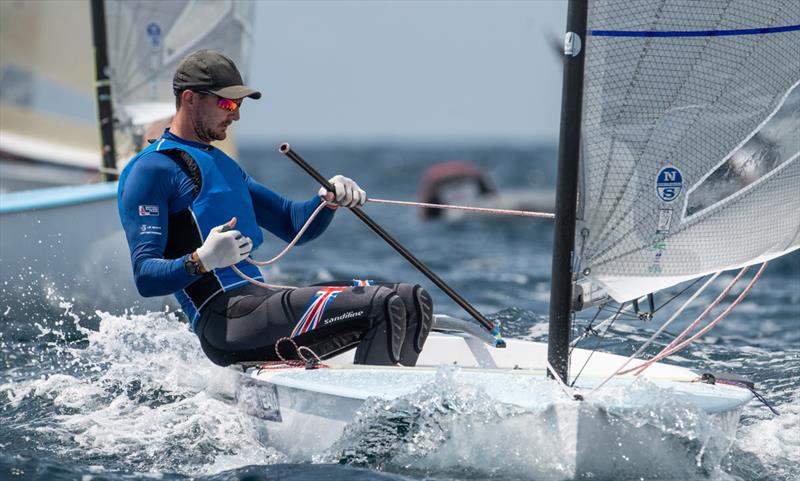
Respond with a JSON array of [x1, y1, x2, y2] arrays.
[[279, 143, 496, 334]]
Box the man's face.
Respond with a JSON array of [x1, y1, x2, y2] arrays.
[[189, 91, 242, 143]]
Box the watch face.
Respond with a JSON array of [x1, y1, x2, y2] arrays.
[[184, 256, 198, 275]]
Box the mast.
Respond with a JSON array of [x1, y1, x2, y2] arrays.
[[90, 0, 118, 181], [547, 0, 588, 383]]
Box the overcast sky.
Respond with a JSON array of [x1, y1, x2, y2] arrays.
[[237, 0, 568, 145]]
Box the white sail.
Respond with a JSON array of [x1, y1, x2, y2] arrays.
[[104, 0, 255, 162], [0, 0, 255, 175], [576, 0, 800, 302]]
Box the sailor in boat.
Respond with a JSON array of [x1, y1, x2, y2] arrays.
[[117, 50, 433, 368], [417, 161, 495, 220], [418, 160, 555, 221]]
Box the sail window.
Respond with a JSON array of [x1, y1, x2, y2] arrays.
[[684, 82, 799, 218]]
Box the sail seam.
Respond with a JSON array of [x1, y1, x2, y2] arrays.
[[591, 24, 800, 37]]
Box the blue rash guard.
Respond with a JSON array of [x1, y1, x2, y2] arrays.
[[118, 130, 335, 327]]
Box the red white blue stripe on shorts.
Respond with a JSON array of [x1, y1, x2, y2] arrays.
[[291, 286, 348, 337]]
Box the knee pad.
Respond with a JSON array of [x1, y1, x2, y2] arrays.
[[385, 293, 407, 364], [354, 289, 407, 365], [390, 284, 433, 366], [411, 285, 433, 352]]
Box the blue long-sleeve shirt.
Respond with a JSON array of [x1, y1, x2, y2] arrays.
[[118, 132, 335, 297]]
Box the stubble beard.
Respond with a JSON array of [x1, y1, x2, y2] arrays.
[[192, 116, 226, 143]]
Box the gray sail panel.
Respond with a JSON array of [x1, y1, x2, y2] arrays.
[[103, 0, 255, 159], [577, 0, 800, 302]]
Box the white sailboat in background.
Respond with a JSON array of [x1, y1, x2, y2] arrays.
[[238, 1, 800, 479], [0, 0, 255, 310]]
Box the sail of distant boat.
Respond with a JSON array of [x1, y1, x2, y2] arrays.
[[103, 0, 254, 163], [573, 1, 800, 303], [0, 0, 255, 181], [0, 0, 257, 312]]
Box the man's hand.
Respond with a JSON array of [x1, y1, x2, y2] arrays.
[[194, 217, 252, 271], [319, 175, 367, 208]]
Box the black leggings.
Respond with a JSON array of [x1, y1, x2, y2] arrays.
[[195, 281, 433, 367]]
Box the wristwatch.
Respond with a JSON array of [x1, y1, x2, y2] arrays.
[[184, 253, 202, 276]]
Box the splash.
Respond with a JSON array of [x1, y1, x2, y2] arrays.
[[0, 309, 285, 476], [315, 366, 743, 480]]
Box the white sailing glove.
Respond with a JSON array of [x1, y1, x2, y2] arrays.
[[318, 175, 367, 208], [195, 217, 252, 271]]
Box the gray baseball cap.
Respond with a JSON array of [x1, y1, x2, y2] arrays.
[[172, 50, 261, 100]]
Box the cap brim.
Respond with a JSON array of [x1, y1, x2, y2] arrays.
[[211, 85, 262, 100]]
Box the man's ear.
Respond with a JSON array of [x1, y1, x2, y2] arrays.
[[181, 90, 195, 107]]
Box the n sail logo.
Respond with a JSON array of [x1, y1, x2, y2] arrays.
[[656, 166, 683, 202]]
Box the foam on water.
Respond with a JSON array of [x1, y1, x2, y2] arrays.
[[1, 308, 285, 476], [310, 366, 746, 480], [2, 305, 799, 480]]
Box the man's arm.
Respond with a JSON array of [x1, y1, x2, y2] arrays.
[[118, 154, 197, 297], [245, 174, 335, 244]]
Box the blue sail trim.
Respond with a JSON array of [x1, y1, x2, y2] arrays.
[[591, 24, 800, 38]]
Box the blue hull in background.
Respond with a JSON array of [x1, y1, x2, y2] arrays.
[[0, 182, 173, 316]]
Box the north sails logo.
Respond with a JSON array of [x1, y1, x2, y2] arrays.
[[655, 166, 683, 202], [323, 310, 364, 325]]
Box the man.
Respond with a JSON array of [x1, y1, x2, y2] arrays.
[[118, 50, 432, 367]]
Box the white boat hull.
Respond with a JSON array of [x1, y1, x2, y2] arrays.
[[239, 333, 751, 480]]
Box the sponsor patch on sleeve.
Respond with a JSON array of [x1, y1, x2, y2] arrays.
[[139, 205, 160, 216]]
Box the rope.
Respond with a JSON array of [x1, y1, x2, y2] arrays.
[[230, 195, 551, 290], [627, 266, 752, 376], [368, 197, 555, 219], [587, 271, 722, 395], [627, 263, 767, 376], [231, 200, 331, 290], [257, 337, 329, 371]]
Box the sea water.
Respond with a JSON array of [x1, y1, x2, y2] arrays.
[[1, 144, 798, 481]]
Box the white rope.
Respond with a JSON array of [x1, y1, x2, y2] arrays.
[[368, 197, 555, 219], [628, 263, 767, 376], [231, 200, 331, 290], [622, 267, 750, 376], [587, 271, 722, 395], [229, 194, 551, 290]]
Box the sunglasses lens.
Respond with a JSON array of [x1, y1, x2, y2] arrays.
[[217, 98, 238, 111]]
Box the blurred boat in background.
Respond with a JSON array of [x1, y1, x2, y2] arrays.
[[417, 160, 555, 221], [0, 0, 255, 311]]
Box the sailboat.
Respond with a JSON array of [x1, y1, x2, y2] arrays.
[[0, 0, 255, 310], [237, 1, 800, 478]]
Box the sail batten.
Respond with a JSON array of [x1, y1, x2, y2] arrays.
[[578, 0, 800, 302]]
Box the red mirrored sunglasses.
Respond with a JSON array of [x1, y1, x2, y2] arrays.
[[199, 91, 242, 112]]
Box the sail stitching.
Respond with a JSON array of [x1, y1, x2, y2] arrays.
[[587, 3, 792, 273], [587, 1, 733, 259]]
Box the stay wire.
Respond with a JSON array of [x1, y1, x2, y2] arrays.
[[570, 303, 623, 387], [653, 276, 706, 313]]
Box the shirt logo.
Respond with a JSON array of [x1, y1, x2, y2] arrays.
[[139, 205, 160, 216]]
